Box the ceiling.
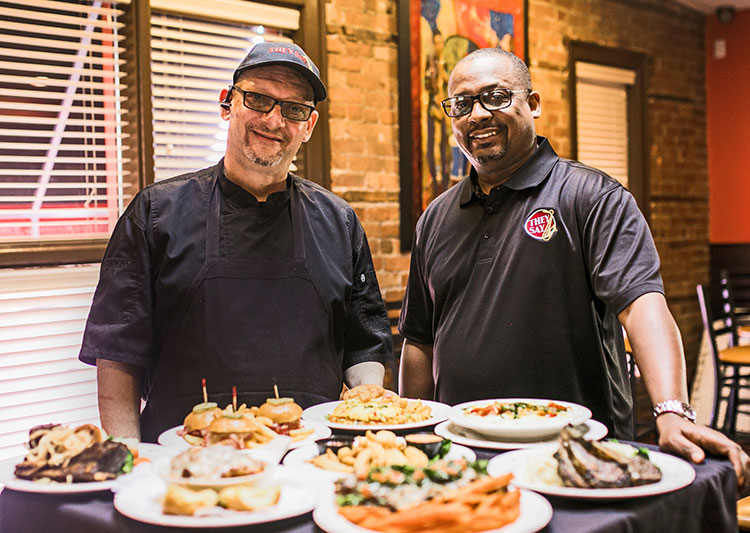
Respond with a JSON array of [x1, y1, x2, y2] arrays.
[[672, 0, 750, 13]]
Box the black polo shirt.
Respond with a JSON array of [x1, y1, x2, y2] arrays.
[[399, 137, 664, 438]]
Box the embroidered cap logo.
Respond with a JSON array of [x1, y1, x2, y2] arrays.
[[524, 208, 557, 241]]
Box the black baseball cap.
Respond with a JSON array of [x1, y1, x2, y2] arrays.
[[233, 42, 327, 102]]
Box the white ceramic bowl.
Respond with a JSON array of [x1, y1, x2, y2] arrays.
[[448, 398, 592, 440]]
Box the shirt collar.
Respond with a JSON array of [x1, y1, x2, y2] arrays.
[[218, 170, 292, 209], [459, 136, 559, 207]]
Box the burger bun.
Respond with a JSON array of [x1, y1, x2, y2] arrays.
[[183, 405, 221, 433], [207, 416, 254, 435], [258, 398, 302, 425]]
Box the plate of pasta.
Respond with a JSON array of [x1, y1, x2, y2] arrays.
[[302, 399, 449, 431]]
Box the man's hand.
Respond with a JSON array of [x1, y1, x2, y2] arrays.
[[657, 412, 750, 491]]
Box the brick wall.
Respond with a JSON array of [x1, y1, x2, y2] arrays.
[[325, 0, 407, 302], [325, 0, 708, 380]]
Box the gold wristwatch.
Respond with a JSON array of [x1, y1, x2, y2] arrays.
[[652, 400, 696, 423]]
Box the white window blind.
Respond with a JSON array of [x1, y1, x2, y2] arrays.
[[0, 0, 131, 242], [0, 264, 100, 462], [575, 62, 635, 188], [150, 1, 297, 182]]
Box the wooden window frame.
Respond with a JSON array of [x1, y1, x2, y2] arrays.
[[0, 0, 329, 268], [568, 40, 649, 221]]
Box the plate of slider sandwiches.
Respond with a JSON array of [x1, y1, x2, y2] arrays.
[[158, 396, 330, 451]]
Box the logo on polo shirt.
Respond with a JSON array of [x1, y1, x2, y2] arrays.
[[524, 208, 557, 241]]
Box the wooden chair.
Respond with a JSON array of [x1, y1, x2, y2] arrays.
[[720, 269, 750, 341], [738, 495, 750, 530], [696, 283, 750, 434]]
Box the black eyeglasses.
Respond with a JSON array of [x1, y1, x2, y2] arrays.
[[441, 89, 530, 118], [231, 86, 315, 121]]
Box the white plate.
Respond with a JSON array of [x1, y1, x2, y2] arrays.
[[0, 443, 165, 494], [486, 444, 696, 499], [114, 467, 315, 528], [155, 455, 275, 488], [435, 420, 608, 450], [312, 487, 552, 533], [157, 420, 328, 451], [301, 400, 449, 431], [449, 398, 592, 440], [282, 442, 477, 483]]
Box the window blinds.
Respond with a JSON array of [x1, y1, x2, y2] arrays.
[[150, 2, 296, 182], [575, 62, 635, 188], [0, 0, 130, 242], [0, 264, 100, 462]]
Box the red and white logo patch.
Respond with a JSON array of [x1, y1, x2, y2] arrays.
[[524, 208, 557, 241]]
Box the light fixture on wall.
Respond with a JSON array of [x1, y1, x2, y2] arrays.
[[716, 5, 736, 24]]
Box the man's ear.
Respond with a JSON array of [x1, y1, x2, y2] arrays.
[[301, 110, 320, 143], [528, 91, 542, 119], [219, 87, 232, 120]]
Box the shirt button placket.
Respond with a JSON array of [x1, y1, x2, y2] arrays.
[[482, 203, 495, 241]]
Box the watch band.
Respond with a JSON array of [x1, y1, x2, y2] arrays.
[[652, 400, 697, 423]]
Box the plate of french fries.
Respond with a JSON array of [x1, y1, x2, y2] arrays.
[[312, 468, 553, 533], [282, 429, 475, 482]]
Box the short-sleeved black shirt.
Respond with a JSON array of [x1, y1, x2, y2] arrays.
[[80, 161, 392, 375], [399, 137, 664, 438]]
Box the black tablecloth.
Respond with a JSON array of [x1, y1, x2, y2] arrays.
[[0, 444, 738, 533]]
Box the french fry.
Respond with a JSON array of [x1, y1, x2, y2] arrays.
[[337, 473, 522, 533], [253, 420, 279, 440], [288, 427, 314, 441]]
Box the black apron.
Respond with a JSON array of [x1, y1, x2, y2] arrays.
[[140, 169, 342, 442]]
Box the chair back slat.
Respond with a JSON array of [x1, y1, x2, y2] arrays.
[[719, 268, 740, 346], [697, 284, 725, 363]]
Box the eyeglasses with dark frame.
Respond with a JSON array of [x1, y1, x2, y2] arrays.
[[231, 85, 316, 121], [441, 88, 530, 118]]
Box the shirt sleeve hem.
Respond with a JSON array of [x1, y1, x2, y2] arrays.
[[343, 351, 392, 369], [78, 350, 148, 368], [398, 328, 434, 346], [611, 284, 665, 316]]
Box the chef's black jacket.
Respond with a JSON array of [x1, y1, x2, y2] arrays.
[[79, 162, 392, 391]]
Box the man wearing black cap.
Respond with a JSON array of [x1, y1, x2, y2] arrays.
[[79, 42, 393, 442]]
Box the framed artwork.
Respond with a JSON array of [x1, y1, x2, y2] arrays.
[[398, 0, 527, 250]]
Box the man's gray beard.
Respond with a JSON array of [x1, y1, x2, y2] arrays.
[[244, 146, 287, 167]]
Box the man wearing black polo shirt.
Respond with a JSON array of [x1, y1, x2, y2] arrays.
[[398, 47, 750, 488], [79, 42, 392, 442]]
